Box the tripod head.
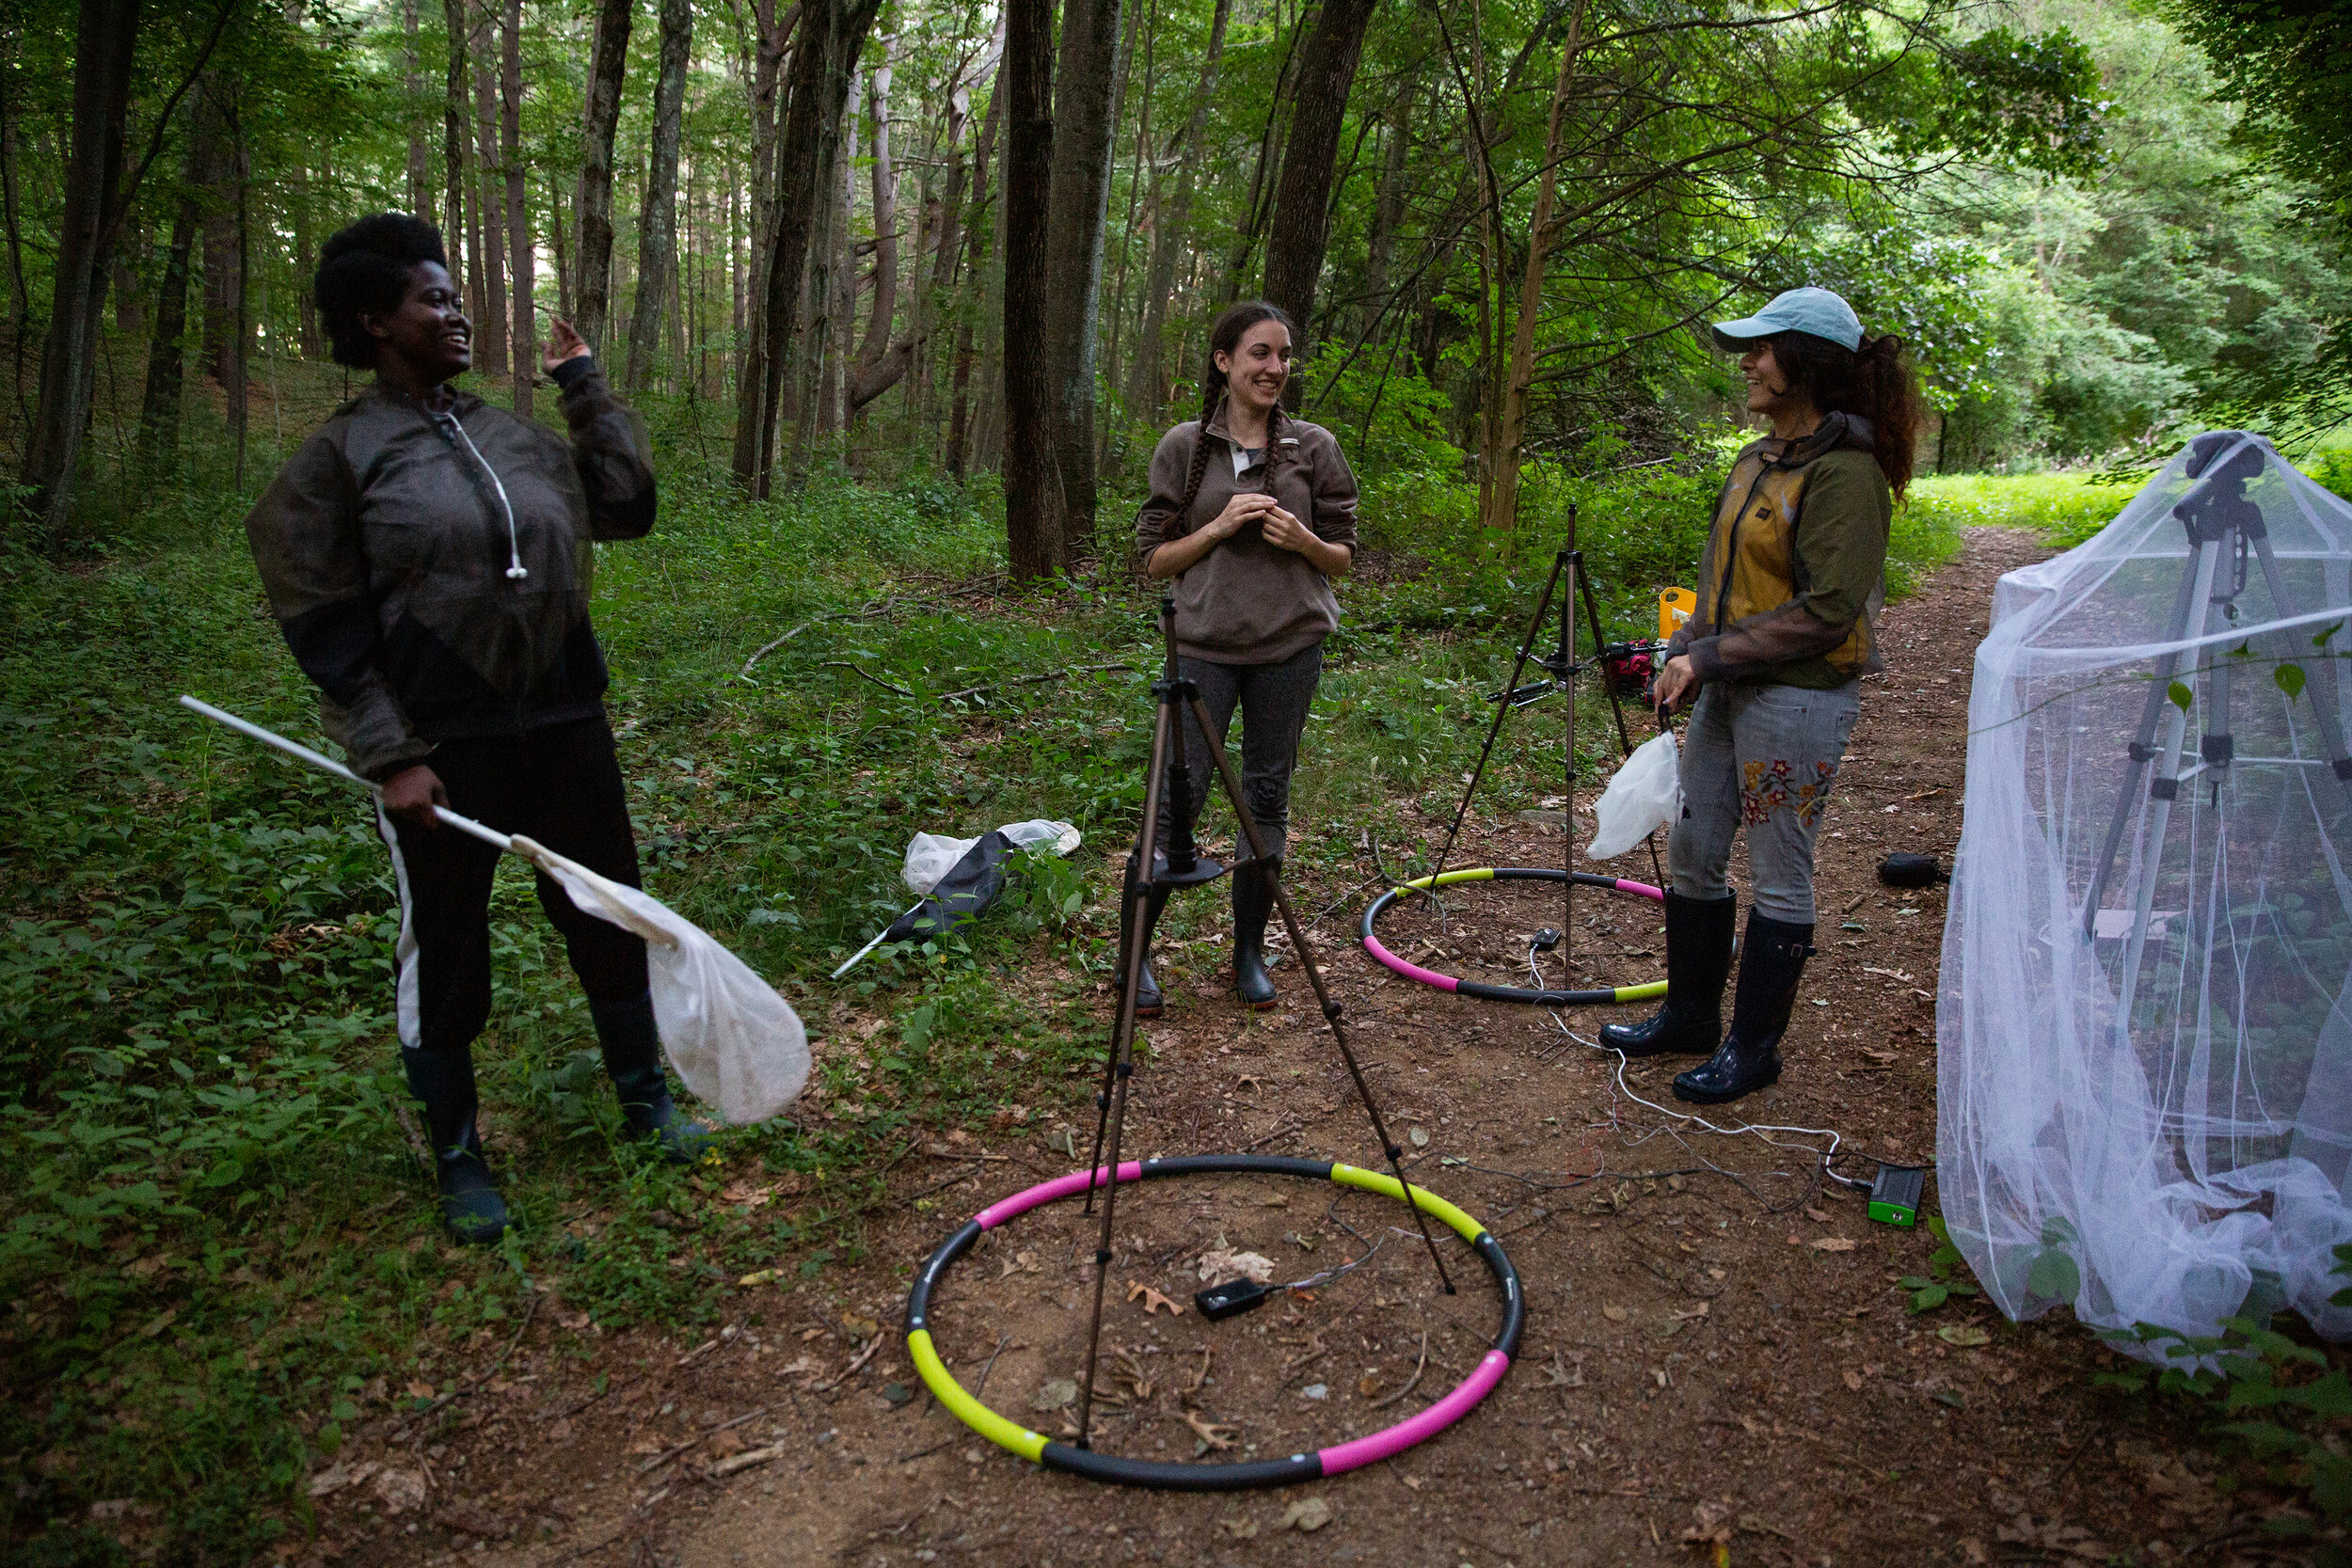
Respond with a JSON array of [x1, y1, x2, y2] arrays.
[[2174, 432, 2268, 547]]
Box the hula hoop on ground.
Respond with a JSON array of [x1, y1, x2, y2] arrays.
[[903, 1153, 1523, 1491], [1361, 866, 1667, 1006]]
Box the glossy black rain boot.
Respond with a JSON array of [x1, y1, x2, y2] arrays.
[[593, 990, 713, 1164], [1674, 910, 1814, 1105], [1598, 891, 1737, 1057], [402, 1045, 510, 1245], [1232, 856, 1279, 1009], [1117, 868, 1172, 1019]]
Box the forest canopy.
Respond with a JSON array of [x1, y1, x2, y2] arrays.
[[0, 0, 2344, 555]]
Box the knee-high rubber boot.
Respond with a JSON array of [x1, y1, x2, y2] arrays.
[[1117, 873, 1172, 1019], [402, 1046, 510, 1244], [1232, 856, 1279, 1010], [1674, 910, 1813, 1104], [1598, 891, 1737, 1057], [593, 990, 713, 1164]]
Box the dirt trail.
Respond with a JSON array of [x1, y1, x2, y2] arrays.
[[318, 529, 2265, 1568]]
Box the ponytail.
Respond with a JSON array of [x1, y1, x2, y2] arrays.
[[1768, 328, 1924, 500]]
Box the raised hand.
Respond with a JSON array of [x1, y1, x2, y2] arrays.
[[542, 316, 590, 374]]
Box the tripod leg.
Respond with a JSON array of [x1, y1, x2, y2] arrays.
[[1184, 694, 1460, 1295], [1422, 550, 1568, 911], [1562, 554, 1577, 974], [1071, 998, 1136, 1450], [1084, 692, 1175, 1215], [1577, 562, 1668, 889], [2250, 531, 2352, 780], [2082, 549, 2209, 937]]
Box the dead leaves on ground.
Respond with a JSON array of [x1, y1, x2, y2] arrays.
[[1125, 1279, 1184, 1316]]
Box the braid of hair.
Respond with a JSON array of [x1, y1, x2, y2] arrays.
[[1172, 384, 1226, 534], [1261, 400, 1290, 498]]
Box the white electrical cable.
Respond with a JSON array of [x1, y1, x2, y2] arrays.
[[430, 407, 529, 581]]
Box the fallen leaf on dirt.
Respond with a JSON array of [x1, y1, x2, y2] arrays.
[[1358, 1374, 1383, 1396], [722, 1180, 774, 1208], [774, 1354, 820, 1377], [1182, 1409, 1237, 1451], [737, 1269, 781, 1287], [405, 1380, 435, 1401], [1031, 1378, 1079, 1412], [1861, 1048, 1899, 1065], [1046, 1128, 1078, 1157], [1216, 1517, 1259, 1540], [372, 1467, 426, 1514], [1259, 1192, 1289, 1207], [626, 1436, 666, 1455], [840, 1314, 880, 1338], [1400, 1474, 1424, 1491], [1810, 1237, 1857, 1253], [1279, 1497, 1333, 1532], [707, 1429, 747, 1460], [1601, 1305, 1629, 1323], [307, 1460, 379, 1498], [1681, 1503, 1735, 1545], [1843, 1370, 1865, 1391], [1124, 1280, 1184, 1316], [1408, 1128, 1429, 1148], [1939, 1324, 1992, 1347], [1804, 1207, 1832, 1223], [1197, 1240, 1276, 1284]]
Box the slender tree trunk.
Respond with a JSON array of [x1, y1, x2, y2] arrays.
[[1263, 0, 1377, 368], [853, 42, 898, 372], [548, 167, 570, 317], [20, 0, 136, 536], [1484, 4, 1583, 532], [738, 0, 790, 397], [943, 52, 1005, 479], [731, 0, 884, 496], [1130, 0, 1230, 426], [230, 109, 249, 484], [404, 0, 432, 216], [441, 0, 469, 297], [470, 6, 506, 379], [1098, 0, 1147, 455], [292, 161, 321, 356], [1360, 95, 1409, 342], [1039, 0, 1119, 550], [199, 83, 239, 387], [1001, 0, 1063, 576], [501, 0, 532, 416], [625, 0, 691, 392], [572, 0, 631, 355], [139, 176, 198, 471]]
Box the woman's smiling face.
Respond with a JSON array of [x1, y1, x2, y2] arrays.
[[1216, 319, 1293, 416]]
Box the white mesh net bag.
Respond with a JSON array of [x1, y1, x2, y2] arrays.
[[1942, 432, 2352, 1358]]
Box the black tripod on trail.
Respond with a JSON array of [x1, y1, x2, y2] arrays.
[[1071, 598, 1456, 1449], [1413, 505, 1666, 978]]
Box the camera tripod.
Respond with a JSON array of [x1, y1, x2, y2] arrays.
[[2079, 431, 2352, 1027], [1069, 598, 1456, 1449], [1416, 505, 1666, 981]]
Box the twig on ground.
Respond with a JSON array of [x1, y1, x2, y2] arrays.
[[972, 1333, 1012, 1398], [542, 1525, 635, 1565], [635, 1403, 776, 1475], [1366, 1329, 1430, 1409], [820, 661, 916, 697], [536, 1369, 649, 1425], [938, 662, 1136, 705], [814, 1334, 885, 1391]]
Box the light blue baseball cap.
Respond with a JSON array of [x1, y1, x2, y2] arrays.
[[1710, 287, 1863, 353]]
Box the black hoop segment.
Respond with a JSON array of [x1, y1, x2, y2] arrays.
[[1359, 866, 1669, 1006], [902, 1153, 1523, 1491]]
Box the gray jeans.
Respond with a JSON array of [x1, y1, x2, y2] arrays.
[[1669, 680, 1861, 925], [1153, 644, 1324, 861]]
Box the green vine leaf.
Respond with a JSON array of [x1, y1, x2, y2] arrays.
[[2277, 664, 2307, 701], [2168, 681, 2194, 712]]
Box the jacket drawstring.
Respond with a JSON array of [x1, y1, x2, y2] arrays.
[[429, 408, 529, 581]]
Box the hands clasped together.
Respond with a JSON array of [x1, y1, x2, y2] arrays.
[[1201, 488, 1321, 556]]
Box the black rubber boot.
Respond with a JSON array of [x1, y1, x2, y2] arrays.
[[402, 1045, 510, 1245], [1598, 891, 1737, 1057], [1116, 871, 1171, 1019], [1674, 910, 1814, 1105], [1232, 856, 1280, 1009], [593, 990, 713, 1164]]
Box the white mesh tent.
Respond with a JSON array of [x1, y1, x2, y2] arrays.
[[1941, 433, 2352, 1357]]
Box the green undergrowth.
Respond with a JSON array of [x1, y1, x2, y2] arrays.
[[0, 438, 1975, 1560]]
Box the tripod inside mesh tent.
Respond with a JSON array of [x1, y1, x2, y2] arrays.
[[2078, 432, 2352, 1033], [1409, 504, 1667, 979], [1070, 597, 1461, 1449]]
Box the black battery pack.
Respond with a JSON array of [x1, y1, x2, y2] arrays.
[[1195, 1277, 1277, 1322], [1868, 1164, 1926, 1227]]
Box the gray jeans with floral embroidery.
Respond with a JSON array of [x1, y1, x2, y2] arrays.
[[1668, 680, 1861, 925]]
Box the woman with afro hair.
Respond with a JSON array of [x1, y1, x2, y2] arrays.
[[244, 213, 691, 1243]]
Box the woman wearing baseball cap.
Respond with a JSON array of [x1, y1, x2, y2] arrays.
[[1601, 286, 1921, 1104]]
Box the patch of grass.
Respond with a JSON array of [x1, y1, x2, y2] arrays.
[[1907, 470, 2137, 548]]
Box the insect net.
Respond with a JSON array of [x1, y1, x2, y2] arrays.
[[1940, 433, 2352, 1357]]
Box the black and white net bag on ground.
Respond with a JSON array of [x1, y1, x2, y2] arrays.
[[1942, 433, 2352, 1355]]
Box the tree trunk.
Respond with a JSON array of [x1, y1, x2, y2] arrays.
[[1360, 95, 1409, 342], [738, 0, 791, 397], [20, 0, 136, 536], [470, 8, 506, 381], [138, 175, 198, 472], [198, 82, 239, 388], [1129, 0, 1229, 425], [730, 0, 884, 497], [292, 161, 321, 356], [852, 42, 898, 374], [501, 0, 532, 417], [943, 50, 1005, 479], [1221, 21, 1303, 307], [1001, 0, 1063, 576], [1262, 0, 1377, 363], [404, 0, 432, 217], [624, 0, 691, 392], [548, 167, 570, 316], [571, 0, 630, 355], [1483, 4, 1583, 532], [1039, 0, 1119, 549], [441, 0, 469, 296]]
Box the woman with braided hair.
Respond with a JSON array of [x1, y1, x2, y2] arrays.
[[1129, 301, 1360, 1016], [1602, 287, 1923, 1105]]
